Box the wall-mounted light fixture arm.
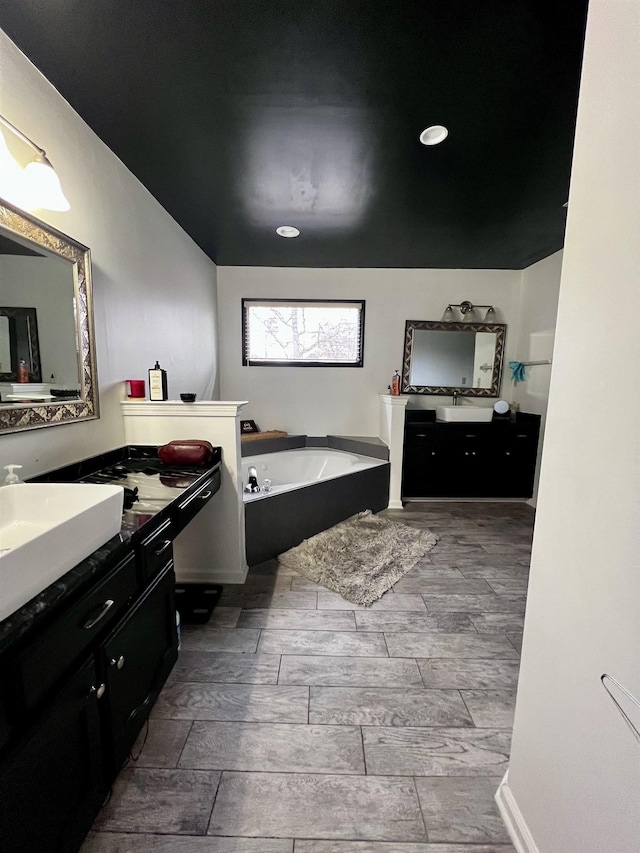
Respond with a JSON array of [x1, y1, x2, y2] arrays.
[[0, 114, 48, 159], [441, 301, 498, 323], [0, 113, 70, 212]]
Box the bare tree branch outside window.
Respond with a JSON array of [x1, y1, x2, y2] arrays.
[[243, 300, 365, 366]]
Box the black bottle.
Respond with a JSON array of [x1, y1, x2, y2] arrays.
[[148, 360, 168, 401]]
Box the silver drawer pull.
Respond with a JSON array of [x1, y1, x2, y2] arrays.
[[154, 539, 172, 557], [199, 491, 212, 500], [415, 433, 427, 438], [83, 599, 114, 630], [89, 683, 106, 700], [110, 655, 125, 670]]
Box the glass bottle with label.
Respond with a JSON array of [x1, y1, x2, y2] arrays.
[[148, 360, 168, 401]]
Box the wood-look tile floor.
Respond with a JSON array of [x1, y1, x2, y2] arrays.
[[83, 502, 533, 852]]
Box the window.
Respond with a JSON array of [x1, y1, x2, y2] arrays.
[[242, 299, 365, 367]]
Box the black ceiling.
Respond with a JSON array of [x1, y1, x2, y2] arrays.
[[0, 1, 588, 269]]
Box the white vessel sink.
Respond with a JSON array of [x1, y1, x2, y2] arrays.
[[436, 406, 493, 423], [0, 483, 124, 621]]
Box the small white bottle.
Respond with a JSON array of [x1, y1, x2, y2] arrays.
[[3, 464, 23, 484]]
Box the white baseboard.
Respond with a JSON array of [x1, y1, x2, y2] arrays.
[[495, 771, 539, 853], [175, 565, 249, 585], [387, 499, 404, 509]]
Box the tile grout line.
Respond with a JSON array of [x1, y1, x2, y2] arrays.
[[457, 688, 477, 728], [359, 725, 368, 776], [203, 767, 224, 835], [412, 773, 430, 843], [174, 719, 195, 768]]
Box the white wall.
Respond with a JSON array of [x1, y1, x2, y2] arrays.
[[511, 250, 563, 504], [504, 2, 640, 851], [0, 30, 219, 478], [218, 266, 522, 436]]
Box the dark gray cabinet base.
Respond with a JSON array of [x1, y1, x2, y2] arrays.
[[0, 544, 179, 853], [402, 414, 540, 499]]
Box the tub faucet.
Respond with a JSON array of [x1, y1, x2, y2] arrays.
[[244, 466, 261, 493]]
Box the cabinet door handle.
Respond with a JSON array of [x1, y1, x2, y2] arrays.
[[83, 599, 114, 630], [89, 683, 106, 700], [110, 655, 125, 670], [199, 491, 212, 500], [415, 433, 427, 438], [154, 539, 172, 558]]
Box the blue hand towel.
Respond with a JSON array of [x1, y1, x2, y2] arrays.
[[509, 361, 526, 382]]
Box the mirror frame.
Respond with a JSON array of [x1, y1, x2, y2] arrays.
[[401, 319, 506, 397], [0, 199, 99, 434]]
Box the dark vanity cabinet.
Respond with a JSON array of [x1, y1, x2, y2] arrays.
[[101, 563, 177, 773], [402, 412, 540, 499], [0, 449, 221, 853], [0, 657, 104, 853], [0, 536, 178, 853]]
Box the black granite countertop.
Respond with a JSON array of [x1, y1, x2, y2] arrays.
[[0, 446, 221, 658], [405, 409, 541, 426]]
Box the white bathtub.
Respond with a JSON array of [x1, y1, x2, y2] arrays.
[[242, 447, 387, 502]]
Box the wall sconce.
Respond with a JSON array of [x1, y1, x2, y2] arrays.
[[441, 300, 498, 323], [0, 114, 70, 212]]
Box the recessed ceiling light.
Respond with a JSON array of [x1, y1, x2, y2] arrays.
[[276, 225, 300, 238], [419, 125, 449, 146]]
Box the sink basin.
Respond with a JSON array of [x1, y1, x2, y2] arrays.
[[0, 483, 124, 621], [436, 406, 494, 423]]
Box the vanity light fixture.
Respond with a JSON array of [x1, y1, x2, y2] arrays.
[[441, 305, 456, 322], [276, 225, 300, 238], [441, 300, 498, 323], [0, 114, 70, 212], [419, 125, 449, 146]]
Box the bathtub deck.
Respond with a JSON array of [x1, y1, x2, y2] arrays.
[[83, 501, 530, 851]]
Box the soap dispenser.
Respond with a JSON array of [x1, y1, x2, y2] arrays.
[[148, 360, 168, 401], [3, 464, 22, 484]]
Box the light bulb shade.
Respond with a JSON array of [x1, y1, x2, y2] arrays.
[[441, 305, 456, 322], [23, 154, 70, 211], [484, 306, 497, 322], [458, 301, 476, 322], [0, 130, 30, 209]]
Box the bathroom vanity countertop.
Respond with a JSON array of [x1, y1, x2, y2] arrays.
[[404, 409, 542, 426], [0, 446, 221, 657]]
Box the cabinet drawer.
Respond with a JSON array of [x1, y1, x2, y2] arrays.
[[174, 469, 220, 532], [137, 517, 174, 581], [12, 553, 138, 715], [404, 424, 439, 445]]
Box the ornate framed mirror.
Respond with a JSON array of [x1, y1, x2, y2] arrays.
[[402, 319, 506, 396], [0, 199, 99, 433]]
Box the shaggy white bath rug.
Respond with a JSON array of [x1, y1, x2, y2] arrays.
[[278, 509, 438, 606]]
